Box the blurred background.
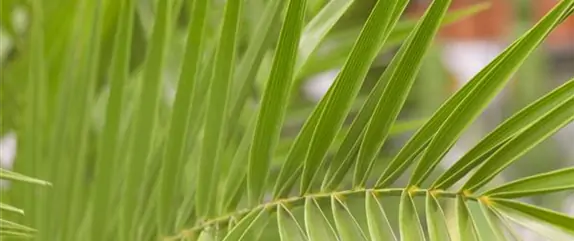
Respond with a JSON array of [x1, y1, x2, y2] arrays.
[[0, 0, 573, 240]]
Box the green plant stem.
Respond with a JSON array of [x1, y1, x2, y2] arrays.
[[165, 187, 478, 240]]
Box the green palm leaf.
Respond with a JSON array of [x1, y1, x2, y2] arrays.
[[4, 0, 574, 240], [277, 204, 307, 241], [304, 198, 339, 241], [197, 0, 242, 218], [365, 192, 397, 241], [491, 199, 574, 238], [409, 0, 574, 187], [248, 0, 307, 204], [463, 96, 574, 192], [482, 167, 574, 198], [433, 78, 574, 189], [425, 192, 451, 241], [399, 190, 426, 241], [354, 0, 451, 187]]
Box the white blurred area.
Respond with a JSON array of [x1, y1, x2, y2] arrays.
[[303, 69, 338, 102], [0, 132, 17, 188]]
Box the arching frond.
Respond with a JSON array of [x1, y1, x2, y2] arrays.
[[5, 0, 573, 240]]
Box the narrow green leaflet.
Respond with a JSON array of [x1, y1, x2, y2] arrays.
[[0, 169, 51, 186], [222, 118, 256, 212], [481, 167, 574, 198], [373, 43, 518, 188], [0, 219, 36, 233], [463, 96, 574, 192], [40, 0, 96, 237], [365, 192, 397, 241], [90, 0, 135, 239], [354, 0, 451, 187], [320, 10, 425, 190], [184, 45, 216, 151], [466, 202, 499, 241], [433, 78, 574, 189], [300, 2, 489, 78], [277, 118, 426, 159], [456, 197, 479, 241], [120, 0, 172, 235], [228, 0, 284, 121], [295, 0, 356, 75], [248, 0, 307, 203], [385, 2, 490, 50], [0, 203, 24, 215], [491, 198, 574, 238], [425, 192, 451, 241], [157, 0, 209, 230], [0, 230, 34, 239], [277, 204, 308, 241], [273, 101, 326, 198], [62, 0, 110, 238], [408, 0, 574, 186], [478, 201, 507, 241], [248, 215, 275, 241], [399, 190, 426, 241], [0, 219, 35, 240], [488, 207, 522, 241], [196, 0, 242, 218], [299, 0, 400, 194], [274, 0, 408, 197], [221, 209, 267, 241], [304, 198, 339, 241], [331, 196, 368, 241], [20, 0, 47, 232]]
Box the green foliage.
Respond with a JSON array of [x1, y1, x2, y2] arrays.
[[0, 168, 50, 239], [1, 0, 573, 240]]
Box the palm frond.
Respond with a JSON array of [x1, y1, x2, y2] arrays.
[[3, 0, 573, 240]]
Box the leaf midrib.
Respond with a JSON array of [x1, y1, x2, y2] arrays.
[[165, 187, 484, 239]]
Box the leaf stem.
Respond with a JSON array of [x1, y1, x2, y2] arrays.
[[164, 187, 477, 240]]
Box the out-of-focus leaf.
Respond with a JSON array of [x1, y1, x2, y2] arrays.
[[0, 203, 24, 215], [157, 0, 210, 231], [196, 0, 242, 218], [90, 0, 135, 239], [295, 0, 356, 75], [228, 0, 284, 121], [120, 0, 172, 236], [0, 168, 51, 186], [299, 2, 490, 77]]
